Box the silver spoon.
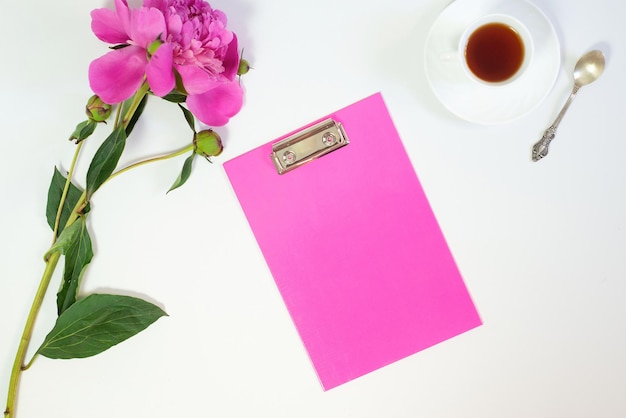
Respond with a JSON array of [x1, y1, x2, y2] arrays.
[[531, 50, 605, 162]]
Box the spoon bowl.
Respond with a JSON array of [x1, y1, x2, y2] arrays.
[[573, 50, 605, 87]]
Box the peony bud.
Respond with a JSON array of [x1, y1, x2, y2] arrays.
[[194, 130, 223, 158], [237, 58, 251, 76], [85, 95, 112, 122]]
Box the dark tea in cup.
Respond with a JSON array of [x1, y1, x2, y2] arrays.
[[460, 15, 532, 85]]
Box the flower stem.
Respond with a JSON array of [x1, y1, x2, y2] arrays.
[[52, 141, 84, 243], [107, 144, 194, 184], [4, 251, 61, 418], [113, 100, 123, 128], [120, 80, 150, 129]]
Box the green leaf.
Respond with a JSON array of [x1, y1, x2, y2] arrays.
[[162, 91, 187, 103], [37, 294, 167, 359], [44, 218, 82, 261], [125, 94, 148, 137], [167, 153, 196, 193], [46, 168, 89, 236], [69, 120, 97, 143], [56, 217, 93, 314], [85, 127, 127, 201], [178, 104, 196, 132], [109, 43, 130, 50]]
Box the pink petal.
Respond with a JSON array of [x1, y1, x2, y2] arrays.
[[146, 43, 175, 97], [91, 8, 128, 44], [186, 82, 244, 126], [175, 65, 220, 95], [114, 0, 131, 35], [143, 0, 166, 11], [221, 34, 240, 82], [167, 14, 183, 37], [129, 6, 166, 49], [89, 46, 147, 104]]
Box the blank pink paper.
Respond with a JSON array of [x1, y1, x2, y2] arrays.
[[224, 93, 482, 390]]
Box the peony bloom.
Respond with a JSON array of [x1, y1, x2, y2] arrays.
[[89, 0, 173, 103], [89, 0, 243, 126]]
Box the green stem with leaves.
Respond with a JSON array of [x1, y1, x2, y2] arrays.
[[4, 81, 180, 418]]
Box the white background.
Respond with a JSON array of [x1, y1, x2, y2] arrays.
[[1, 0, 626, 417]]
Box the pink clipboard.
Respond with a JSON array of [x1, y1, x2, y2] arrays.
[[224, 93, 482, 390]]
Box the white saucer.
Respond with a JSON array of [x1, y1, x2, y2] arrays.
[[424, 0, 560, 124]]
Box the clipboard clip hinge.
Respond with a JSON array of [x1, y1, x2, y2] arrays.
[[271, 118, 349, 174]]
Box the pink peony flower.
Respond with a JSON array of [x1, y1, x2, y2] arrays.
[[89, 0, 243, 126]]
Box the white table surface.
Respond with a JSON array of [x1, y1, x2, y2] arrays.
[[2, 0, 625, 417]]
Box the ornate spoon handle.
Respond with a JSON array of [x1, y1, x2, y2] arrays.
[[532, 85, 580, 162]]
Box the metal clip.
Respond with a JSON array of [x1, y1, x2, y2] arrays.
[[271, 118, 349, 174]]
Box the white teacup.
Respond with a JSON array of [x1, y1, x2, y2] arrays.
[[459, 14, 534, 85]]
